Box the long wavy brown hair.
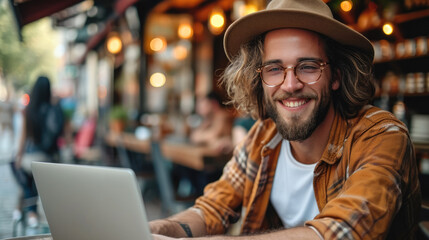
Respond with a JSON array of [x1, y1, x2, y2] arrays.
[[220, 32, 376, 120]]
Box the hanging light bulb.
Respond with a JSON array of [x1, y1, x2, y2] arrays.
[[178, 22, 193, 39], [340, 0, 353, 12], [209, 7, 225, 35], [150, 72, 166, 88], [383, 23, 394, 35], [106, 33, 122, 54], [149, 37, 167, 52]]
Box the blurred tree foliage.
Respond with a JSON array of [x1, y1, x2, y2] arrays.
[[0, 0, 59, 91]]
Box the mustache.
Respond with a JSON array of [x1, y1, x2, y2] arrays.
[[272, 92, 318, 101]]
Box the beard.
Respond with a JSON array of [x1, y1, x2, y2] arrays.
[[265, 86, 332, 142]]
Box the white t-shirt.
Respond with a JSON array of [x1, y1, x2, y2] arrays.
[[270, 139, 319, 228]]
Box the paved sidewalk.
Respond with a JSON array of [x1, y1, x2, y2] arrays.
[[0, 122, 21, 239], [0, 163, 21, 239]]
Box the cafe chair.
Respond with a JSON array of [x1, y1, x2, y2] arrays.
[[150, 141, 194, 216], [114, 135, 155, 198]]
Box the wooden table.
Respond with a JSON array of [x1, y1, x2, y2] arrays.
[[104, 131, 151, 154], [160, 140, 231, 171], [105, 131, 231, 171]]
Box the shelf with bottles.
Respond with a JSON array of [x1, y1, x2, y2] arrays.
[[375, 71, 429, 99], [373, 74, 429, 149], [372, 36, 429, 64], [361, 6, 429, 73]]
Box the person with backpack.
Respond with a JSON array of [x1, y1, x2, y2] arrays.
[[11, 75, 64, 228]]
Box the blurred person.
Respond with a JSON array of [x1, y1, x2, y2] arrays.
[[231, 113, 256, 146], [173, 91, 234, 197], [190, 91, 234, 152], [11, 76, 64, 228], [149, 0, 421, 239]]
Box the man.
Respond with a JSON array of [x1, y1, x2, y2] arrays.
[[150, 0, 421, 239]]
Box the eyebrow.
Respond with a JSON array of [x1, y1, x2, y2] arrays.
[[261, 57, 325, 66]]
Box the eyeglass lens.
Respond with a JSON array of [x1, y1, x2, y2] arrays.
[[260, 61, 326, 86]]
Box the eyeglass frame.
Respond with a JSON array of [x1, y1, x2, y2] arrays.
[[256, 60, 330, 87]]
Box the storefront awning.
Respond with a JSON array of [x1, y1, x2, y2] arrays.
[[9, 0, 84, 28]]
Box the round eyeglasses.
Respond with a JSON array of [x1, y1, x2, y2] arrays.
[[256, 60, 329, 87]]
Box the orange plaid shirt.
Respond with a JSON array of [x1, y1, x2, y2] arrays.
[[194, 105, 421, 239]]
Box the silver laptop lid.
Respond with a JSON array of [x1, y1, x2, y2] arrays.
[[32, 162, 153, 240]]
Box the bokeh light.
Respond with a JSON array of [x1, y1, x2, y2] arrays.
[[150, 73, 166, 88]]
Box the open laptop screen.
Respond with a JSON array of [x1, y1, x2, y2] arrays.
[[32, 162, 153, 240]]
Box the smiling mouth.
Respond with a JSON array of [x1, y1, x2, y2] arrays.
[[281, 99, 310, 108]]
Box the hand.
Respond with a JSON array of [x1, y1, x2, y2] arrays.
[[150, 219, 185, 237], [150, 208, 207, 238]]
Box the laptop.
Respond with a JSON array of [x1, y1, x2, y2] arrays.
[[32, 162, 153, 240]]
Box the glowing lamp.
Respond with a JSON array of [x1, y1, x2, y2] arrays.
[[106, 35, 122, 54], [340, 0, 353, 12], [150, 37, 166, 52], [150, 73, 166, 88], [178, 23, 193, 39], [383, 23, 394, 35], [209, 7, 225, 35]]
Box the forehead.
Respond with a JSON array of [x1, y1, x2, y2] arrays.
[[263, 28, 326, 61]]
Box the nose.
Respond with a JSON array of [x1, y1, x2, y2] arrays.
[[280, 67, 304, 93]]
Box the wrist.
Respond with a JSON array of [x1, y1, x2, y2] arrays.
[[149, 219, 191, 238], [165, 219, 193, 238]]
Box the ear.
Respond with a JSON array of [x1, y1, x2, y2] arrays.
[[331, 69, 340, 91]]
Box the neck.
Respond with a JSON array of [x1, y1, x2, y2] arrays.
[[289, 104, 336, 165]]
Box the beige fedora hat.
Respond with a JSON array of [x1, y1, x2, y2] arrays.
[[223, 0, 374, 61]]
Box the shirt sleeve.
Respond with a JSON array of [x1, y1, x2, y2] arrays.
[[193, 144, 248, 234]]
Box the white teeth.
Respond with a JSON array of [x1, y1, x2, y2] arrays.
[[284, 100, 307, 108]]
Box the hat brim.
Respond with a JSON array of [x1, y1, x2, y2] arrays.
[[224, 9, 374, 61]]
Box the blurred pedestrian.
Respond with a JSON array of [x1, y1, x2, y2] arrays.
[[11, 75, 64, 228]]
